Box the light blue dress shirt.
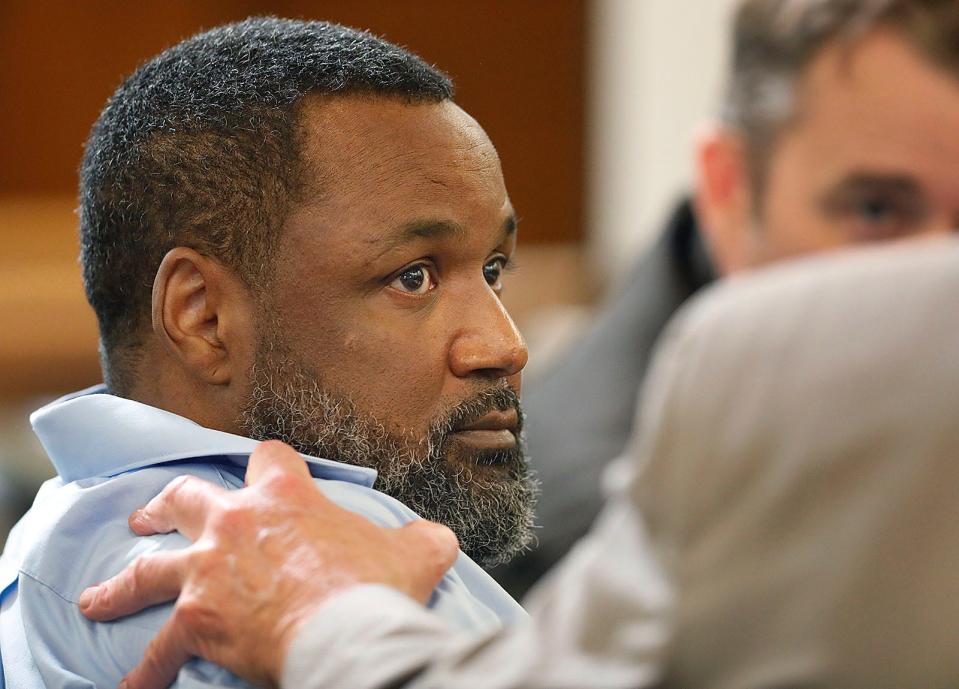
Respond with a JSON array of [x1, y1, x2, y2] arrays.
[[0, 386, 526, 689]]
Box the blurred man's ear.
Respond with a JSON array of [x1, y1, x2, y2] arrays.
[[694, 124, 755, 275]]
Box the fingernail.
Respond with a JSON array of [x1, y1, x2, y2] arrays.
[[119, 679, 129, 689], [79, 586, 99, 610], [129, 509, 148, 533]]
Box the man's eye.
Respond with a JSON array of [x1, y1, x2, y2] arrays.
[[844, 194, 925, 240], [858, 197, 900, 226], [483, 257, 507, 289], [390, 265, 436, 295]]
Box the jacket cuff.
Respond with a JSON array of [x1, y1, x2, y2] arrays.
[[281, 584, 450, 689]]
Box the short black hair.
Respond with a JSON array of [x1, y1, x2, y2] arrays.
[[80, 16, 453, 392]]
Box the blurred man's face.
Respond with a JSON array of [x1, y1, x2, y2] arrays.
[[698, 28, 959, 273], [239, 96, 534, 567]]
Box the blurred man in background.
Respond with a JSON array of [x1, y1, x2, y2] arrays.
[[501, 0, 959, 597]]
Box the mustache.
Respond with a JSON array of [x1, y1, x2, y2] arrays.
[[434, 385, 523, 438]]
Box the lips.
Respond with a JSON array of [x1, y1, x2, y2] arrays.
[[454, 409, 519, 433], [451, 409, 519, 450]]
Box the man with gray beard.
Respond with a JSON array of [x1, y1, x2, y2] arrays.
[[0, 17, 534, 689], [243, 327, 532, 566]]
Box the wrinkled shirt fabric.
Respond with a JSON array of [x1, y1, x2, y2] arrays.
[[0, 386, 525, 689]]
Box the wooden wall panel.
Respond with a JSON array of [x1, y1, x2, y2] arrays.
[[0, 197, 101, 399], [0, 0, 585, 242]]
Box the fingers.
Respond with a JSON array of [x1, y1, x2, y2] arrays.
[[79, 550, 187, 622], [396, 520, 460, 602], [132, 442, 312, 541], [130, 475, 229, 540], [119, 614, 195, 689], [245, 439, 312, 487]]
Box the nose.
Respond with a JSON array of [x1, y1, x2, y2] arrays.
[[448, 292, 528, 380]]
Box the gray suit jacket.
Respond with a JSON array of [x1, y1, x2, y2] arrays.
[[284, 239, 959, 689]]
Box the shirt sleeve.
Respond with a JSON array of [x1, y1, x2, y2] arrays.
[[5, 465, 260, 689]]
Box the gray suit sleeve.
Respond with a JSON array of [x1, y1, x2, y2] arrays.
[[282, 485, 671, 689]]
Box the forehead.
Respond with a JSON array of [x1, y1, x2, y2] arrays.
[[277, 96, 513, 277], [296, 95, 507, 222], [272, 95, 512, 292], [781, 28, 959, 196]]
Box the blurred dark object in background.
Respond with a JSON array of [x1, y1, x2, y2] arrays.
[[0, 465, 40, 550]]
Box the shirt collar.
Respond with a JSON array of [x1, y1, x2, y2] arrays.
[[30, 385, 377, 487]]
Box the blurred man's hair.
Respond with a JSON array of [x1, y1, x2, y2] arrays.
[[723, 0, 959, 191], [80, 17, 453, 394]]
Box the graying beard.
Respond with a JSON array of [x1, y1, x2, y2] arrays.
[[238, 355, 537, 568]]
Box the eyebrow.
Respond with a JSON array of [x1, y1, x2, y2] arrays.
[[372, 214, 518, 255], [400, 219, 468, 243], [819, 172, 925, 207], [825, 173, 923, 197]]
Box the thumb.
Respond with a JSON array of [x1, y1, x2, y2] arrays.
[[396, 520, 459, 601]]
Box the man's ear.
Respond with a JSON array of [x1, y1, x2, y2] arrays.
[[693, 124, 755, 275], [151, 247, 252, 386]]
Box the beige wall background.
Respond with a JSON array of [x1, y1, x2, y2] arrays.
[[588, 0, 738, 283]]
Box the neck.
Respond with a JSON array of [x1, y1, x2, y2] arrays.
[[121, 349, 247, 436]]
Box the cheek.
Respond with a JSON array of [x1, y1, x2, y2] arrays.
[[316, 317, 451, 432], [760, 147, 841, 258], [275, 281, 454, 432]]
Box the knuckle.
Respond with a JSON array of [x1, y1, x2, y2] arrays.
[[210, 501, 255, 537], [163, 474, 196, 502], [148, 475, 197, 521], [128, 554, 152, 589], [263, 469, 305, 497], [188, 541, 224, 575], [414, 522, 459, 571], [173, 596, 212, 632]]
